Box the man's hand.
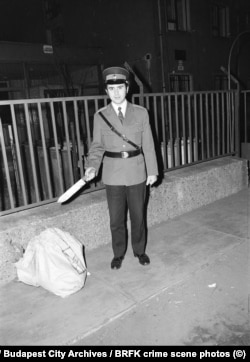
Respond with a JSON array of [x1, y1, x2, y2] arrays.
[[146, 175, 157, 186], [84, 167, 96, 181]]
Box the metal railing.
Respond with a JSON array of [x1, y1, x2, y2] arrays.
[[0, 90, 237, 215], [133, 91, 237, 169]]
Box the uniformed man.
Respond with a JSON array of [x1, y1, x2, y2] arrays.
[[85, 66, 158, 270]]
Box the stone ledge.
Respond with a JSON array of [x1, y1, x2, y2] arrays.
[[147, 157, 248, 225], [0, 156, 248, 285]]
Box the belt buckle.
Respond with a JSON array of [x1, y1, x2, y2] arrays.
[[121, 151, 129, 159]]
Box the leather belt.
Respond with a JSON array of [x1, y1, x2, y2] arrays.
[[104, 149, 142, 159]]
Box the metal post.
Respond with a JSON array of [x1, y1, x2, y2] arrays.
[[227, 30, 250, 90], [221, 66, 240, 156]]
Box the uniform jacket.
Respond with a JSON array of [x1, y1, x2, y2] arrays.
[[86, 101, 158, 186]]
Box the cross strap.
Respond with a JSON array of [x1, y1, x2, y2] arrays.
[[99, 111, 140, 150]]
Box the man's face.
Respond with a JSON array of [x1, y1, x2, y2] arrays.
[[106, 83, 128, 104]]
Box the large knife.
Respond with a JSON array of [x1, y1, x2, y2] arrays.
[[57, 178, 87, 203]]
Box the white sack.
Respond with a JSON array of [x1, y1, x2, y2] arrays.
[[15, 228, 87, 298]]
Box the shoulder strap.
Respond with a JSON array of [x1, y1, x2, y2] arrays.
[[99, 111, 140, 150]]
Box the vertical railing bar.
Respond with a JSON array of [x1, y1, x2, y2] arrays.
[[7, 124, 22, 207], [188, 93, 193, 162], [73, 100, 84, 178], [229, 91, 232, 153], [168, 95, 174, 167], [94, 99, 98, 112], [62, 100, 74, 185], [205, 93, 210, 158], [230, 91, 234, 153], [175, 94, 180, 165], [231, 91, 237, 153], [50, 101, 64, 194], [153, 96, 158, 138], [211, 93, 215, 157], [85, 100, 99, 189], [0, 118, 15, 209], [221, 92, 225, 154], [231, 91, 235, 153], [194, 94, 198, 161], [84, 99, 92, 149], [160, 95, 167, 170], [37, 102, 53, 198], [24, 103, 40, 201], [181, 94, 187, 164], [200, 94, 205, 160], [10, 104, 28, 205], [175, 94, 180, 138], [244, 92, 247, 143], [226, 91, 230, 153], [216, 92, 220, 156]]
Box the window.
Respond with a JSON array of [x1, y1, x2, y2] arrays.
[[44, 0, 61, 21], [169, 74, 192, 92], [212, 4, 230, 37], [165, 0, 190, 31]]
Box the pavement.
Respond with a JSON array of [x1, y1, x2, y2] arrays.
[[0, 188, 249, 346]]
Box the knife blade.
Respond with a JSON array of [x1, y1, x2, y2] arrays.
[[57, 178, 87, 203]]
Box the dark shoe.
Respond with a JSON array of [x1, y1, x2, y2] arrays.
[[111, 256, 124, 270], [134, 253, 150, 266]]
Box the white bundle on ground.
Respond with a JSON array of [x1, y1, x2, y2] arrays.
[[15, 228, 87, 298]]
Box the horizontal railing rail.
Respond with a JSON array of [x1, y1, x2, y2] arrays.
[[0, 90, 237, 215]]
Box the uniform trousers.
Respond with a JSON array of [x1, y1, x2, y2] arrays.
[[105, 181, 146, 258]]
